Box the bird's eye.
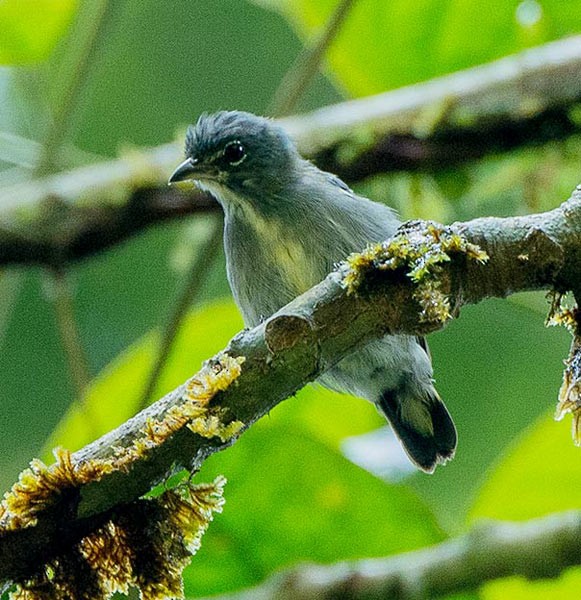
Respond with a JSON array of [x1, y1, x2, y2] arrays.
[[223, 141, 246, 165]]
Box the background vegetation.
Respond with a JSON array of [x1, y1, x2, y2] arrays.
[[1, 1, 580, 598]]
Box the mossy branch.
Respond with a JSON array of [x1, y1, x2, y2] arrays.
[[1, 35, 581, 267], [205, 510, 581, 600], [0, 189, 581, 596]]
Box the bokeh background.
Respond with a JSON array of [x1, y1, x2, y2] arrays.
[[1, 1, 581, 598]]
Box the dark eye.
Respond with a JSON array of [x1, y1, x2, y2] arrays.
[[223, 141, 246, 165]]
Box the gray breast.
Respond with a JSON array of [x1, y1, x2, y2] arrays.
[[222, 176, 400, 327]]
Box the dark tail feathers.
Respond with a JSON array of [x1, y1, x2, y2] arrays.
[[378, 387, 457, 474]]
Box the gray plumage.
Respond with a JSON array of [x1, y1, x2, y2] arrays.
[[169, 110, 456, 472]]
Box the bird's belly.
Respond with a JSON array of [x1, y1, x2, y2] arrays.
[[225, 215, 322, 326], [318, 335, 430, 403], [269, 236, 316, 294]]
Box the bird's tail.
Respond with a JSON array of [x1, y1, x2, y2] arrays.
[[378, 384, 457, 473]]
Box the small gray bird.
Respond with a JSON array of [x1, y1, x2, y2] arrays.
[[169, 111, 456, 472]]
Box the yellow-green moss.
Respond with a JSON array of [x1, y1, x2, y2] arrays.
[[188, 414, 244, 443], [0, 353, 244, 534], [2, 353, 244, 599], [546, 291, 578, 333], [547, 292, 581, 444], [0, 448, 114, 531], [343, 223, 488, 324], [10, 477, 226, 600], [555, 340, 581, 446]]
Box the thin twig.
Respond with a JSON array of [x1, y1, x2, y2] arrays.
[[0, 271, 23, 348], [268, 0, 357, 117], [2, 192, 581, 583], [34, 1, 115, 404], [47, 268, 91, 399], [142, 1, 357, 409], [35, 0, 115, 175], [138, 215, 224, 410]]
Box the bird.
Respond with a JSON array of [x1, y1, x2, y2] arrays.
[[169, 110, 456, 473]]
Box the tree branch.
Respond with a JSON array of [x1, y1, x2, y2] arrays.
[[1, 36, 581, 267], [282, 35, 581, 177], [35, 0, 116, 176], [0, 177, 219, 267], [1, 189, 580, 588], [47, 267, 92, 398], [206, 510, 581, 600], [137, 215, 224, 410]]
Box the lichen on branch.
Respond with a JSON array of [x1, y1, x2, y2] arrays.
[[547, 293, 581, 444], [343, 221, 488, 323], [9, 476, 226, 600], [1, 193, 581, 594], [0, 353, 244, 599]]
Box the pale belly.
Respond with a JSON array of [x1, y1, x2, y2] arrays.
[[224, 211, 324, 327]]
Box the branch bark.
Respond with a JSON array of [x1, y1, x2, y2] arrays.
[[282, 35, 581, 178], [1, 36, 581, 267], [205, 511, 581, 600], [1, 189, 580, 587]]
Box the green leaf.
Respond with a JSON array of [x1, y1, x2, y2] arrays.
[[185, 421, 444, 597], [0, 0, 77, 64], [469, 412, 581, 521], [46, 298, 383, 456], [274, 382, 383, 449], [480, 570, 581, 600], [405, 298, 569, 529], [0, 131, 40, 167], [255, 0, 581, 96], [469, 410, 581, 598], [43, 300, 244, 457]]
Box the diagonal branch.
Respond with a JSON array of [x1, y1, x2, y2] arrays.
[[1, 188, 580, 588], [1, 36, 581, 267], [35, 0, 116, 176], [137, 215, 224, 410], [268, 0, 357, 117]]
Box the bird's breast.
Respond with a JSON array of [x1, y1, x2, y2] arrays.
[[251, 213, 316, 293], [224, 207, 322, 326]]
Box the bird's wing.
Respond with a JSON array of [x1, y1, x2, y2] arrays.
[[325, 172, 353, 194], [416, 336, 431, 359]]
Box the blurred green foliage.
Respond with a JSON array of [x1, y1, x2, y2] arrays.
[[1, 0, 581, 598], [0, 0, 77, 64], [0, 0, 340, 494], [469, 409, 581, 599], [255, 0, 581, 95]]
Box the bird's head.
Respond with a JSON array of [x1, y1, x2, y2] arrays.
[[169, 111, 299, 210]]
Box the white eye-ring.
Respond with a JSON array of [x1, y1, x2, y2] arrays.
[[223, 140, 247, 166]]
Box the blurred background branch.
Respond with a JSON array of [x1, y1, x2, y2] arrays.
[[46, 268, 91, 399], [2, 2, 581, 598], [34, 1, 120, 402], [0, 36, 580, 268], [210, 510, 581, 600], [34, 0, 116, 177], [282, 34, 581, 177], [137, 0, 352, 411], [268, 0, 357, 117], [137, 215, 223, 410]]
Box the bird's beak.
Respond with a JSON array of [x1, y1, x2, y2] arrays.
[[168, 157, 200, 185]]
